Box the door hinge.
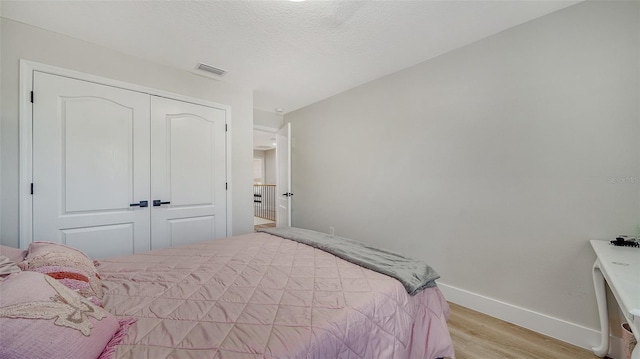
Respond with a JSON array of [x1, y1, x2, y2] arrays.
[[30, 91, 34, 103], [225, 124, 228, 132], [30, 183, 34, 195], [225, 182, 228, 190]]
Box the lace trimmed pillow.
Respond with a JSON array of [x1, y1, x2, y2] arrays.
[[19, 242, 104, 306], [0, 271, 133, 359]]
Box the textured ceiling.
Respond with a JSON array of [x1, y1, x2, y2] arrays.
[[2, 1, 580, 114]]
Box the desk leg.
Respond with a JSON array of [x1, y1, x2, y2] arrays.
[[592, 259, 609, 357]]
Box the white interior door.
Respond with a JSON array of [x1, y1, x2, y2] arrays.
[[150, 96, 227, 249], [276, 123, 291, 227], [32, 72, 151, 258]]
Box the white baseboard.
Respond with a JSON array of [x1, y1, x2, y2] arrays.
[[438, 283, 624, 359]]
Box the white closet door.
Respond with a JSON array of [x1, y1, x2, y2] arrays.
[[150, 96, 227, 249], [32, 72, 151, 258]]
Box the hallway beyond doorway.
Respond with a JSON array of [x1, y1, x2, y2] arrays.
[[254, 216, 275, 231]]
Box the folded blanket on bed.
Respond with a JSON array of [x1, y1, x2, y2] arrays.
[[259, 227, 440, 295]]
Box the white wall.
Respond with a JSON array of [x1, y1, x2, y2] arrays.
[[253, 150, 265, 184], [254, 108, 283, 129], [265, 149, 277, 185], [285, 0, 639, 347], [0, 18, 255, 247], [253, 150, 266, 160], [252, 150, 276, 185]]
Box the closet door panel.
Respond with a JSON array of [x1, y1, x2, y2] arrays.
[[62, 224, 134, 259], [32, 72, 151, 257], [151, 96, 227, 250], [168, 114, 214, 206], [64, 98, 133, 212], [167, 216, 215, 248]]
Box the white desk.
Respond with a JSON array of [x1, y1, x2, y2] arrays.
[[591, 240, 640, 359]]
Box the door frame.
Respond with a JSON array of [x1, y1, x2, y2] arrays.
[[19, 60, 233, 249]]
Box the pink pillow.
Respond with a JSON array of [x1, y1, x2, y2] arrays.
[[0, 245, 27, 264], [0, 255, 21, 278], [19, 242, 104, 306], [0, 271, 120, 359]]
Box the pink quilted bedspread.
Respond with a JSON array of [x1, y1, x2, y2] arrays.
[[97, 232, 454, 359]]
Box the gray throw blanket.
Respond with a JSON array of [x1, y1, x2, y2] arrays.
[[259, 227, 440, 295]]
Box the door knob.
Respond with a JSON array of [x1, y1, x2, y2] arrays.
[[130, 200, 148, 208], [153, 200, 171, 207]]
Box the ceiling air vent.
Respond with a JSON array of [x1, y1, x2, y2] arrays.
[[196, 63, 226, 76]]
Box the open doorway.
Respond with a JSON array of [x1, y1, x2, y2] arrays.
[[253, 129, 277, 231], [253, 108, 291, 231]]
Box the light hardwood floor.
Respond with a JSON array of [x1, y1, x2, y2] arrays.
[[448, 302, 606, 359], [254, 222, 276, 231]]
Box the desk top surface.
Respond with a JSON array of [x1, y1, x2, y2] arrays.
[[590, 240, 640, 317]]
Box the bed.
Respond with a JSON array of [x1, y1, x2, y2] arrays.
[[0, 228, 454, 359]]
